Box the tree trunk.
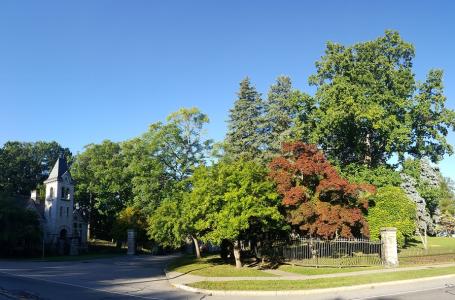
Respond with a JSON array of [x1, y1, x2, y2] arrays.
[[192, 236, 201, 259], [364, 133, 372, 166], [233, 240, 242, 268], [417, 228, 428, 250]]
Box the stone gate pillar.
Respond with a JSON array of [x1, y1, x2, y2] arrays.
[[381, 227, 398, 267], [127, 229, 136, 255]]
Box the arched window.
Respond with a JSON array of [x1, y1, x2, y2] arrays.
[[50, 187, 54, 199], [61, 187, 65, 199]]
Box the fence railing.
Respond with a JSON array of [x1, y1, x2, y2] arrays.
[[273, 238, 383, 267]]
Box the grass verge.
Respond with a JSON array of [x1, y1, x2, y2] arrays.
[[168, 255, 276, 277], [279, 265, 380, 275], [188, 266, 455, 290]]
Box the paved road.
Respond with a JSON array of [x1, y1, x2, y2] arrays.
[[1, 255, 454, 300], [0, 255, 202, 300]]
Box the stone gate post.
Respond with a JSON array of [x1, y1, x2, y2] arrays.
[[127, 229, 136, 255], [380, 227, 398, 267]]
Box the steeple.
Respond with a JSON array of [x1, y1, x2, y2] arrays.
[[45, 155, 71, 183]]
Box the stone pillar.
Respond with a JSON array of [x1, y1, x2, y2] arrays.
[[127, 229, 136, 255], [381, 227, 398, 267], [70, 238, 79, 256]]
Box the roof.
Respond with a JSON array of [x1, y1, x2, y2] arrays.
[[45, 155, 72, 183], [16, 195, 45, 220]]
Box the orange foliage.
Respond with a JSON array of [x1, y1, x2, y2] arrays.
[[269, 142, 375, 239]]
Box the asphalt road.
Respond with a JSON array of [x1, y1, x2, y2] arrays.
[[0, 255, 454, 300]]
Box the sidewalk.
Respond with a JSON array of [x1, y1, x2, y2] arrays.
[[166, 262, 455, 285]]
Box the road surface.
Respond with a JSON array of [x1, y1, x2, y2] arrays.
[[1, 255, 454, 300]]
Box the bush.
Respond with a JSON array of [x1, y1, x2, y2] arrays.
[[367, 186, 416, 246], [0, 193, 42, 256]]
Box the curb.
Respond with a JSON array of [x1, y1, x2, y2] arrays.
[[171, 274, 455, 296]]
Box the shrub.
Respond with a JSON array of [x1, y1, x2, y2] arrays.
[[367, 186, 416, 246]]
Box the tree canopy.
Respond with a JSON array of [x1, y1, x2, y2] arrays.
[[269, 142, 375, 238]]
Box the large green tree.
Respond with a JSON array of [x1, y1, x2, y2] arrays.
[[201, 161, 284, 267], [0, 141, 71, 196], [409, 69, 455, 161], [263, 76, 315, 160], [71, 140, 131, 239], [308, 30, 454, 167], [225, 77, 265, 161]]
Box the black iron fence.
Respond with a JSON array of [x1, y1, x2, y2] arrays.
[[272, 238, 383, 267]]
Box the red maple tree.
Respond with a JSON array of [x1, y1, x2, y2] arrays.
[[269, 142, 375, 239]]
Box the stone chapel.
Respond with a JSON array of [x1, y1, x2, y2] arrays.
[[28, 155, 88, 254]]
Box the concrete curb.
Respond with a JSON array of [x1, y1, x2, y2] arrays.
[[171, 274, 455, 296]]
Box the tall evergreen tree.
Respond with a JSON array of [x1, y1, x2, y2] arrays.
[[225, 77, 265, 161], [263, 76, 315, 160], [263, 76, 293, 158]]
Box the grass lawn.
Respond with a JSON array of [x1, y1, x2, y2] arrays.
[[400, 237, 455, 253], [399, 237, 455, 265], [167, 255, 276, 277], [189, 266, 455, 290], [279, 265, 380, 275]]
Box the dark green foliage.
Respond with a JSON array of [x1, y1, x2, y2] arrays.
[[225, 77, 265, 161], [0, 193, 42, 256], [341, 164, 402, 188], [367, 186, 416, 246], [0, 141, 71, 196], [71, 140, 131, 239], [307, 30, 455, 167], [263, 76, 315, 160], [409, 69, 455, 161]]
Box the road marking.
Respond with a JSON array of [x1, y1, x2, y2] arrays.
[[0, 271, 165, 300]]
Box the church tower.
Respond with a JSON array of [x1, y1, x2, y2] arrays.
[[43, 155, 74, 244]]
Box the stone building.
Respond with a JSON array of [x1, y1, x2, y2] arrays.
[[27, 155, 88, 254]]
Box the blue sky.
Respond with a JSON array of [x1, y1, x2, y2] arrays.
[[1, 1, 454, 180]]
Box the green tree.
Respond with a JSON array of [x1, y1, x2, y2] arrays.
[[125, 107, 212, 215], [263, 76, 315, 160], [367, 186, 416, 246], [225, 77, 265, 162], [308, 30, 454, 167], [200, 161, 284, 268], [0, 141, 71, 196], [341, 164, 402, 188], [71, 140, 131, 240], [409, 69, 455, 162], [0, 193, 42, 256]]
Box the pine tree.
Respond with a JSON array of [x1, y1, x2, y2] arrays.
[[263, 76, 294, 159], [225, 77, 265, 161]]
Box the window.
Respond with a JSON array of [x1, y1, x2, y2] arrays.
[[66, 207, 69, 217], [50, 187, 54, 199], [61, 187, 65, 199], [49, 207, 52, 218], [60, 206, 63, 217]]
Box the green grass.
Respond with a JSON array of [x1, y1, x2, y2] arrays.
[[189, 266, 455, 290], [279, 265, 380, 275], [399, 237, 455, 265], [168, 255, 276, 277], [401, 237, 455, 253]]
